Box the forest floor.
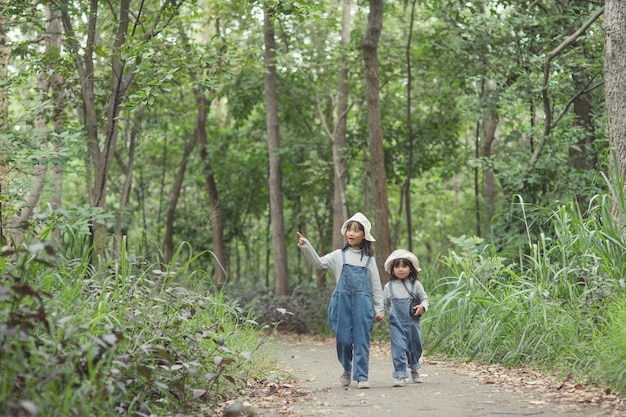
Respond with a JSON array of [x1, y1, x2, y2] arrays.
[[215, 333, 626, 417]]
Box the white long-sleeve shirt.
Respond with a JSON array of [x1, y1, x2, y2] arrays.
[[298, 239, 385, 316]]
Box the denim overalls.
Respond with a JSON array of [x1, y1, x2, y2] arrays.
[[388, 280, 423, 379], [327, 250, 375, 382]]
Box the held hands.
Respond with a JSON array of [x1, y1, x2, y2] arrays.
[[375, 313, 385, 323], [296, 232, 306, 246]]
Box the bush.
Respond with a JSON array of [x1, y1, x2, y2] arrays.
[[0, 238, 271, 416], [225, 282, 334, 336]]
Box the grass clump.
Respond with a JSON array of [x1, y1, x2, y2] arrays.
[[423, 195, 626, 394]]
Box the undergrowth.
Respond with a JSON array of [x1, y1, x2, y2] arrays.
[[0, 229, 273, 416], [422, 194, 626, 395]]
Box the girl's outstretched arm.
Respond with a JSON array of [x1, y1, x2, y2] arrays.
[[296, 232, 339, 274], [296, 231, 306, 246]]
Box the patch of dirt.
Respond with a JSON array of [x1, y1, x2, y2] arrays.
[[214, 379, 310, 416], [212, 334, 626, 417]]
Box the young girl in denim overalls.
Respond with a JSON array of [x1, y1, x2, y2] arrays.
[[383, 249, 429, 387], [297, 212, 385, 389]]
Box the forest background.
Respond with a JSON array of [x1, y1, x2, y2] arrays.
[[2, 0, 626, 416]]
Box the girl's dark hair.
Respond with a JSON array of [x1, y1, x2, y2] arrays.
[[389, 258, 419, 282], [342, 220, 374, 257]]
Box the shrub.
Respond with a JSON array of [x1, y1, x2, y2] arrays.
[[0, 238, 270, 416]]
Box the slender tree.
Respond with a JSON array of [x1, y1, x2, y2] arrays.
[[603, 1, 626, 211], [0, 4, 10, 247], [403, 0, 417, 251], [524, 6, 605, 184], [59, 1, 182, 257], [114, 105, 145, 254], [4, 6, 66, 246], [263, 5, 289, 296], [331, 0, 352, 251], [481, 78, 498, 232], [48, 7, 65, 242], [163, 96, 203, 264], [197, 94, 228, 289], [363, 0, 391, 282]]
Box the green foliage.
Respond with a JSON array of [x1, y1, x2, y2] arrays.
[[0, 232, 271, 416], [2, 0, 610, 295], [424, 194, 626, 394], [591, 300, 626, 387]]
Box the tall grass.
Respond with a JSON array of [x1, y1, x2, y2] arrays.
[[423, 194, 626, 394], [0, 224, 272, 416]]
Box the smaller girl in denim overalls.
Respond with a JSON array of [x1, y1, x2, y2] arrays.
[[297, 212, 385, 389], [383, 249, 429, 387]]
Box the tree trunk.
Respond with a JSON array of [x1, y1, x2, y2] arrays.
[[196, 95, 228, 290], [60, 0, 172, 259], [263, 6, 290, 297], [49, 8, 66, 242], [570, 70, 598, 208], [363, 0, 391, 284], [13, 7, 66, 245], [114, 105, 145, 254], [564, 5, 598, 205], [403, 0, 418, 251], [0, 7, 9, 247], [603, 2, 626, 213], [481, 79, 498, 234], [523, 5, 604, 189], [61, 0, 105, 254], [50, 152, 63, 241], [331, 0, 353, 252], [90, 0, 134, 251], [163, 125, 199, 264]]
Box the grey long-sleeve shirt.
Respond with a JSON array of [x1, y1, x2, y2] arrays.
[[298, 239, 385, 316], [383, 279, 429, 313]]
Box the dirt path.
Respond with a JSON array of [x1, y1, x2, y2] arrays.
[[222, 334, 625, 417]]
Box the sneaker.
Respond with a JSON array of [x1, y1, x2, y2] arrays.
[[411, 371, 423, 383], [392, 378, 405, 387], [357, 380, 370, 389], [340, 370, 351, 387]]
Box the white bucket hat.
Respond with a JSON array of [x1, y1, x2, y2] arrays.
[[340, 212, 376, 242], [384, 249, 421, 273]]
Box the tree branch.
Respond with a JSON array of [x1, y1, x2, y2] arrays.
[[521, 5, 605, 189]]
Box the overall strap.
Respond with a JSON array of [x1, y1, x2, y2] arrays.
[[364, 255, 372, 269], [341, 249, 347, 266], [389, 280, 397, 298]]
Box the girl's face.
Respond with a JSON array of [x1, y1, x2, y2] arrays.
[[345, 223, 365, 249], [393, 260, 412, 280]]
